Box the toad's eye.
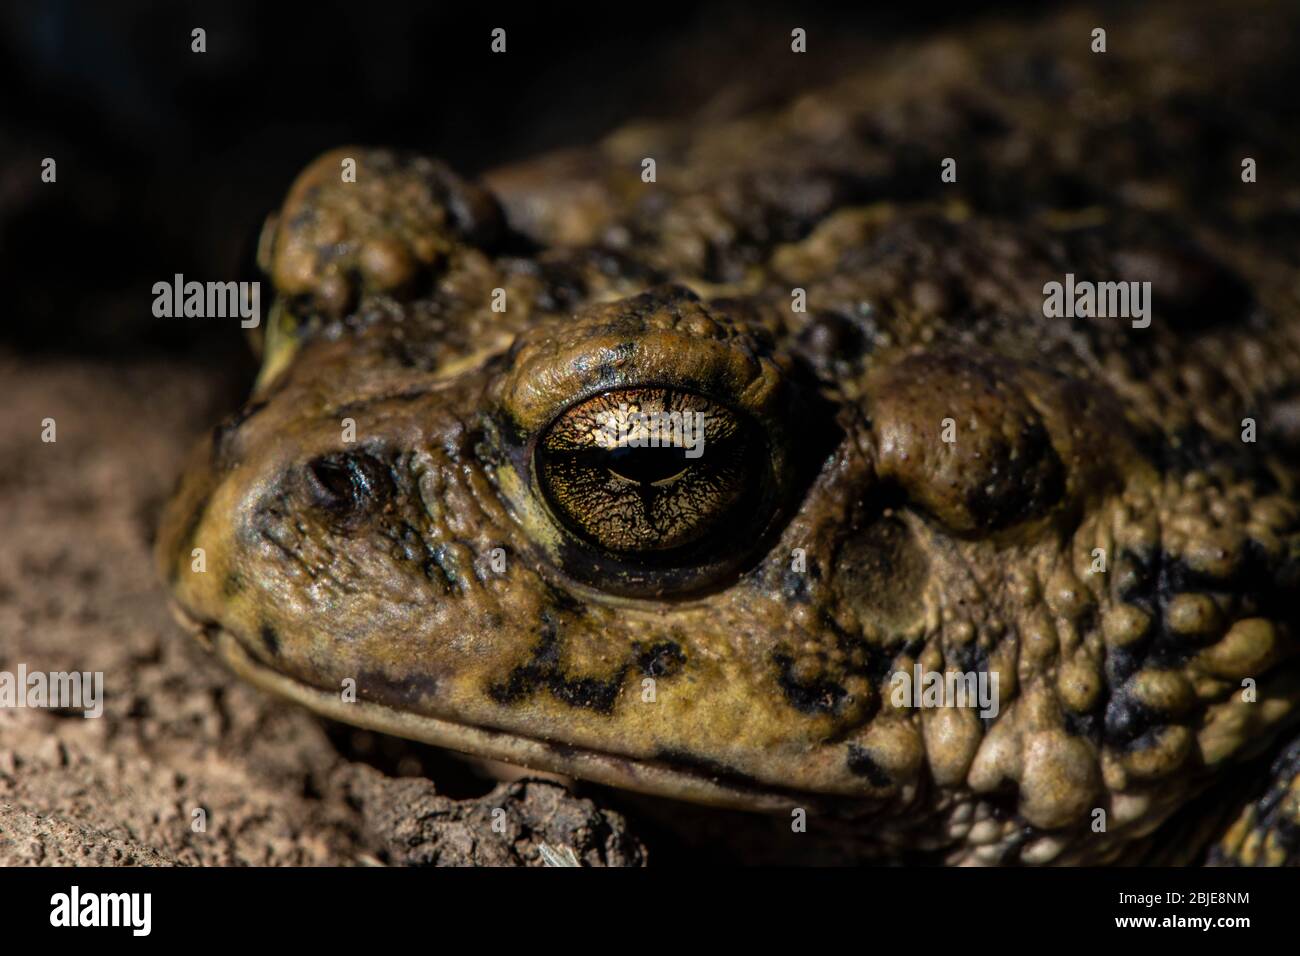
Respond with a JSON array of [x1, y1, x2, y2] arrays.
[[535, 388, 766, 555]]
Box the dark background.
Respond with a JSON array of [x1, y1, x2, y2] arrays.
[[1, 0, 1063, 364]]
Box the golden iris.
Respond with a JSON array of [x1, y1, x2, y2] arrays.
[[535, 387, 758, 554]]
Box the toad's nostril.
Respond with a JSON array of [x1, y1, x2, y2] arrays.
[[305, 452, 392, 515], [308, 457, 355, 507]]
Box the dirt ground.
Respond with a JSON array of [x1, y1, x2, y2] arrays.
[[0, 350, 650, 866]]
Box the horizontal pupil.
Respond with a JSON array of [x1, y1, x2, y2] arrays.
[[602, 445, 689, 484]]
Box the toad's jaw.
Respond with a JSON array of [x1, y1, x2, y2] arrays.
[[179, 608, 817, 814]]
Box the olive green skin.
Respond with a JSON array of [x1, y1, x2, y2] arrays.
[[160, 3, 1300, 864]]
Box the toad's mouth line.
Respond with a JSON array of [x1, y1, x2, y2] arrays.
[[174, 605, 840, 814]]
